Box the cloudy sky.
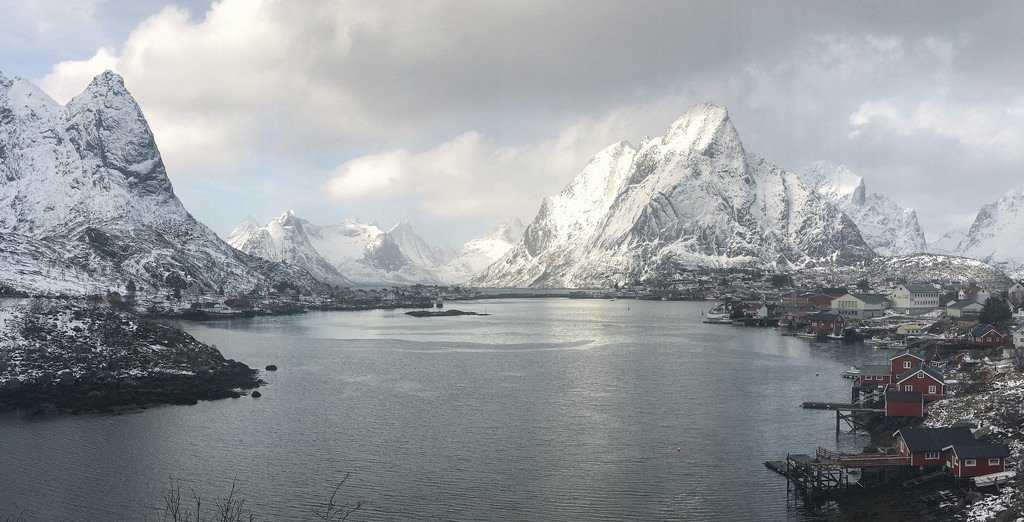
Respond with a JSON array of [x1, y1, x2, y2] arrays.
[[3, 1, 1023, 247]]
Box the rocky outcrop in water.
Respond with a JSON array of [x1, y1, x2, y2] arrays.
[[0, 298, 262, 414]]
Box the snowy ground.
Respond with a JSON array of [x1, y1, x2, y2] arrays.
[[927, 363, 1024, 521]]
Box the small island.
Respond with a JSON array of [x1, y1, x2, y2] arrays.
[[0, 299, 263, 415], [405, 309, 490, 318]]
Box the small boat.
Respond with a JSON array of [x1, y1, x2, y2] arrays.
[[842, 365, 862, 379], [796, 331, 818, 339], [703, 304, 733, 324]]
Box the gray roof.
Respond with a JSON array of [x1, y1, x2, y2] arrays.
[[858, 294, 890, 304], [885, 390, 923, 403], [945, 443, 1010, 459], [949, 300, 983, 310], [903, 284, 939, 294], [897, 427, 976, 452], [896, 364, 945, 383], [860, 364, 892, 377]]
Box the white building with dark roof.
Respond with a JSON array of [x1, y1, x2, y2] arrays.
[[888, 284, 940, 315]]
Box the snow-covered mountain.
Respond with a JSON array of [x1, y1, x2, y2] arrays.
[[228, 212, 526, 285], [474, 104, 875, 288], [796, 253, 1012, 291], [927, 230, 966, 255], [796, 161, 927, 256], [228, 212, 471, 285], [445, 217, 526, 283], [956, 188, 1024, 277], [0, 70, 324, 295]]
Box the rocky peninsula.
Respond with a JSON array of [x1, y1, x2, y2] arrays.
[[0, 298, 262, 414]]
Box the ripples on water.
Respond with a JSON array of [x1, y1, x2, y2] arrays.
[[0, 299, 889, 520]]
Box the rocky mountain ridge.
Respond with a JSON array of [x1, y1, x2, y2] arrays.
[[0, 71, 322, 296], [474, 104, 876, 288]]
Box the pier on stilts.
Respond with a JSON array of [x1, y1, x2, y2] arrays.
[[799, 402, 885, 434], [766, 447, 913, 496]]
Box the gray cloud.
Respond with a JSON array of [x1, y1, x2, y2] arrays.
[[21, 0, 1024, 245]]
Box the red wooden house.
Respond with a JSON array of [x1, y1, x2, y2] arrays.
[[890, 352, 925, 376], [808, 294, 837, 308], [893, 364, 946, 401], [800, 312, 845, 335], [943, 443, 1010, 478], [895, 427, 977, 470], [967, 324, 1007, 347], [884, 390, 923, 417]]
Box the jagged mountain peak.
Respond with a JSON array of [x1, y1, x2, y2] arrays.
[[795, 162, 926, 256], [956, 186, 1024, 275], [0, 72, 326, 295], [475, 103, 875, 288], [663, 103, 739, 153], [83, 70, 128, 94], [798, 161, 865, 204], [0, 70, 10, 91]]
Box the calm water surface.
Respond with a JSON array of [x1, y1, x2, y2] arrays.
[[0, 299, 890, 520]]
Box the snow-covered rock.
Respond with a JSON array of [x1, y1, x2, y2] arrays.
[[474, 104, 875, 288], [229, 212, 464, 285], [796, 161, 928, 256], [0, 71, 324, 296], [444, 217, 526, 283], [957, 188, 1024, 277], [928, 230, 967, 255]]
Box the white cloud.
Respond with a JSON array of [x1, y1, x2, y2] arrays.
[[849, 99, 1024, 160]]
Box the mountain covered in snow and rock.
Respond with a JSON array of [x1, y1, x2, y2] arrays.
[[227, 212, 524, 285], [0, 70, 324, 295], [955, 187, 1024, 277], [795, 161, 927, 256], [474, 104, 876, 288]]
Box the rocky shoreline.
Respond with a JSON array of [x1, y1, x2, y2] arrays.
[[0, 298, 262, 415]]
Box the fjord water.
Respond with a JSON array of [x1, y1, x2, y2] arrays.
[[0, 300, 879, 520]]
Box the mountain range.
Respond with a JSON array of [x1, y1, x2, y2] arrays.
[[227, 212, 525, 285], [474, 104, 877, 288], [0, 70, 324, 295], [3, 70, 1023, 293]]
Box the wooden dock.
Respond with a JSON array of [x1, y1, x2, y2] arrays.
[[763, 453, 850, 495], [800, 401, 883, 413]]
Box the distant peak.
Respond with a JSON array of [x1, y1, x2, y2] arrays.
[[238, 215, 261, 228], [0, 70, 11, 92], [663, 103, 739, 152], [83, 70, 129, 97], [275, 209, 299, 222]]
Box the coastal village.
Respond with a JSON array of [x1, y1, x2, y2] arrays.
[[680, 273, 1024, 520], [5, 269, 1024, 519]]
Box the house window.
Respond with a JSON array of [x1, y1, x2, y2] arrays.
[[928, 385, 936, 394], [904, 361, 912, 368], [925, 452, 939, 460], [989, 458, 1001, 466], [917, 373, 924, 379], [965, 459, 976, 467], [904, 385, 912, 391]]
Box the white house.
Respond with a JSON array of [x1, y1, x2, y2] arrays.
[[888, 284, 941, 315], [831, 293, 890, 319], [947, 299, 984, 318]]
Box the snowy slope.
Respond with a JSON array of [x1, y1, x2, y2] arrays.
[[928, 230, 966, 255], [0, 71, 324, 295], [444, 217, 526, 283], [957, 188, 1024, 276], [228, 212, 465, 285], [474, 104, 875, 288], [797, 161, 927, 256]]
